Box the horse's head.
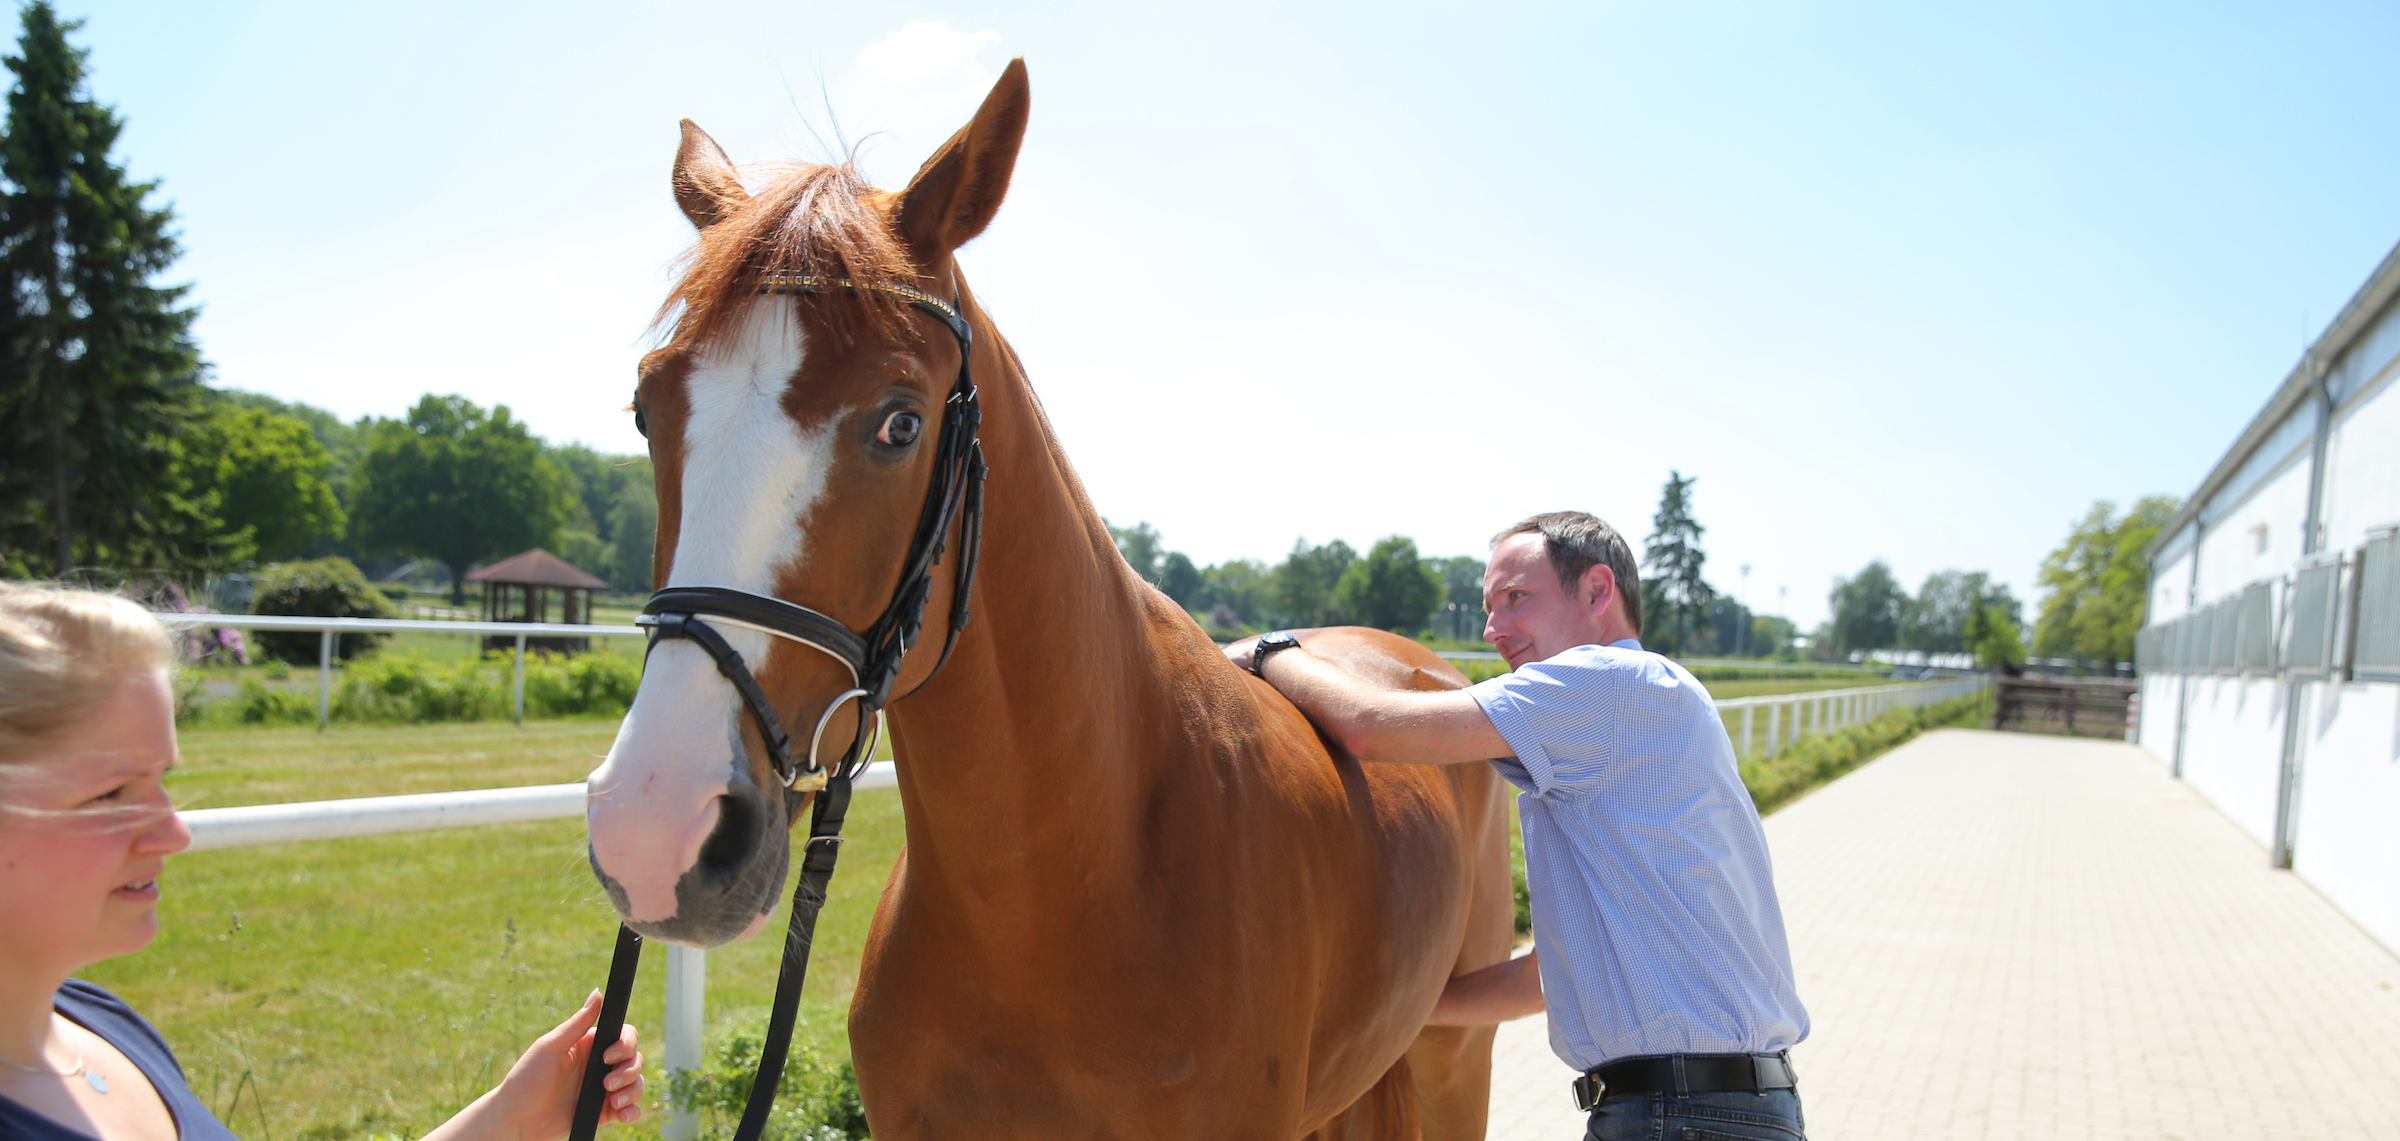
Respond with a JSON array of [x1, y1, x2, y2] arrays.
[[585, 61, 1029, 947]]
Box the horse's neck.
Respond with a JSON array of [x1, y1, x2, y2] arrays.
[[883, 330, 1224, 919]]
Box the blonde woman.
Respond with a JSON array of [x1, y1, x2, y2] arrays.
[[0, 584, 645, 1141]]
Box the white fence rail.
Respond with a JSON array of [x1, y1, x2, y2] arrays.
[[1713, 677, 1988, 758]]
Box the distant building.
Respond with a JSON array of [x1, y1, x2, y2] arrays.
[[2136, 238, 2400, 954], [466, 548, 610, 653]]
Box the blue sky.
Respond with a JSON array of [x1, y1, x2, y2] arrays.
[[62, 1, 2400, 627]]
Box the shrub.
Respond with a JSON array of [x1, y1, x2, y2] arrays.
[[235, 680, 318, 725], [334, 654, 505, 723], [252, 558, 397, 663], [522, 651, 642, 718], [668, 1032, 866, 1141]]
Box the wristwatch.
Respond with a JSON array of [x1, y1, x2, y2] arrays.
[[1250, 631, 1301, 678]]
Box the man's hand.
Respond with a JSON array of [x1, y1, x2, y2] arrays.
[[1222, 634, 1262, 673], [425, 990, 645, 1141], [1428, 949, 1544, 1026]]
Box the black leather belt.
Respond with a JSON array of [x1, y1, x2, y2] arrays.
[[1571, 1052, 1796, 1111]]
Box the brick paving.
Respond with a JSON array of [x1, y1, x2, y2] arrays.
[[1485, 728, 2400, 1140]]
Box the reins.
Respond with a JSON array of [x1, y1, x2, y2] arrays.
[[569, 276, 986, 1141]]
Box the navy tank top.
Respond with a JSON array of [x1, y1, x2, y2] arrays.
[[0, 981, 240, 1141]]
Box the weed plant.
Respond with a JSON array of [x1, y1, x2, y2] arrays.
[[667, 1034, 867, 1141]]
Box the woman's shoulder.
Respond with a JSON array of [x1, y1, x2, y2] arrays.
[[55, 980, 185, 1086], [52, 982, 242, 1141]]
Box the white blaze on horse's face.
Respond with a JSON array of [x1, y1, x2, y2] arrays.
[[588, 298, 831, 934]]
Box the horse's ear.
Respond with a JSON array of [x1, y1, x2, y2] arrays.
[[673, 119, 749, 230], [896, 58, 1029, 258]]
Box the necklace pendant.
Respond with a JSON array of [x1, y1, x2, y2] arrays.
[[85, 1070, 108, 1094]]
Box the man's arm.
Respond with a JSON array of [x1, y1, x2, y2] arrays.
[[1428, 949, 1544, 1025], [1226, 637, 1513, 766]]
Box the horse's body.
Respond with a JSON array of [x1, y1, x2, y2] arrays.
[[584, 60, 1512, 1139]]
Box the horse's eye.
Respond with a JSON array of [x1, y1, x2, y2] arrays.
[[878, 410, 923, 447], [632, 401, 649, 439]]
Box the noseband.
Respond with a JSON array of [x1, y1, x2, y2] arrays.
[[571, 276, 987, 1141]]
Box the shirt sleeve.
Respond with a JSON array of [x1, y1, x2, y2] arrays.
[[1467, 648, 1625, 796]]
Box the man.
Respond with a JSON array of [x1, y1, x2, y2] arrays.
[[1228, 511, 1809, 1140]]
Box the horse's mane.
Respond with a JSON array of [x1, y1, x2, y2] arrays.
[[657, 161, 923, 354]]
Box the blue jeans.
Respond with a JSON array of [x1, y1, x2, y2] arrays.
[[1583, 1088, 1806, 1141]]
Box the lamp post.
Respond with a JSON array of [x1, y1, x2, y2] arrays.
[[1738, 564, 1752, 657]]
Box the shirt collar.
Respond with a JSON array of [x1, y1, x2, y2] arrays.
[[1609, 638, 1644, 651]]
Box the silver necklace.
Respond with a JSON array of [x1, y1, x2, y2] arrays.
[[0, 1050, 107, 1093]]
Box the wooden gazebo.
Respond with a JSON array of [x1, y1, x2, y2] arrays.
[[465, 548, 610, 653]]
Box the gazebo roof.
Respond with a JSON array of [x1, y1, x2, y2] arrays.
[[464, 548, 610, 590]]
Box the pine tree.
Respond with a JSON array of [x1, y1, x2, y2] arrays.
[[0, 2, 212, 578], [1641, 470, 1717, 654]]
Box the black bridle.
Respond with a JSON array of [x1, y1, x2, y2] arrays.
[[570, 276, 987, 1141]]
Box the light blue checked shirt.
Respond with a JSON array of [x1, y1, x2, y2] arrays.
[[1468, 639, 1808, 1071]]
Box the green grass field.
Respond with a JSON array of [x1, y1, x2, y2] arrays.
[[105, 671, 1953, 1139], [94, 718, 898, 1141]]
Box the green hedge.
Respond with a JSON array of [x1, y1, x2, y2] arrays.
[[212, 651, 642, 725]]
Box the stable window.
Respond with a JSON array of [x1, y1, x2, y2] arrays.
[[2209, 601, 2241, 673], [2354, 528, 2400, 681], [2286, 557, 2342, 675], [2236, 580, 2277, 673]]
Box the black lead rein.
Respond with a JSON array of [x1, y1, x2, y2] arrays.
[[568, 276, 985, 1141]]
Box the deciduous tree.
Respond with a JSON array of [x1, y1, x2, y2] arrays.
[[1270, 537, 1357, 628], [349, 395, 573, 604], [2033, 496, 2178, 664], [174, 401, 345, 562], [1332, 535, 1442, 634], [1828, 559, 1905, 653]]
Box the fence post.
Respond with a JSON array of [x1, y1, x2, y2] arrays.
[[663, 945, 706, 1141], [318, 629, 333, 730], [1741, 706, 1755, 755], [1766, 700, 1781, 758], [513, 633, 528, 725]]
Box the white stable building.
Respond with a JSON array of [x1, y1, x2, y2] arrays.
[[2136, 237, 2400, 954]]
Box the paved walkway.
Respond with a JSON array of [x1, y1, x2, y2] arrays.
[[1486, 729, 2400, 1140]]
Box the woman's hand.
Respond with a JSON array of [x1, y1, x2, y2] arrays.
[[426, 991, 644, 1141]]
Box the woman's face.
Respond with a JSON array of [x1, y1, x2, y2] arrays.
[[0, 670, 191, 980]]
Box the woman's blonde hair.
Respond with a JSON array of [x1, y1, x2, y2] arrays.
[[0, 582, 174, 771]]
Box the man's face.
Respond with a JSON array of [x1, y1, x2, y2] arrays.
[[1483, 533, 1609, 669]]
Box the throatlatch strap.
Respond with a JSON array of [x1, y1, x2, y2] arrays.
[[734, 775, 853, 1141], [569, 926, 644, 1141]]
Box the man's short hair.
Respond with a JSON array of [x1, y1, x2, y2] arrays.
[[1492, 511, 1642, 635]]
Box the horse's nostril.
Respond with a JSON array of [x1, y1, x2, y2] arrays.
[[695, 792, 764, 878]]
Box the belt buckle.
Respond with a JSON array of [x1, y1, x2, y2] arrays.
[[1571, 1072, 1606, 1112]]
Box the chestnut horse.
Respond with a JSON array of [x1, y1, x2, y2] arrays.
[[583, 60, 1513, 1139]]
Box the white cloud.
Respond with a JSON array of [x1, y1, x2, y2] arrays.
[[855, 20, 1000, 91]]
